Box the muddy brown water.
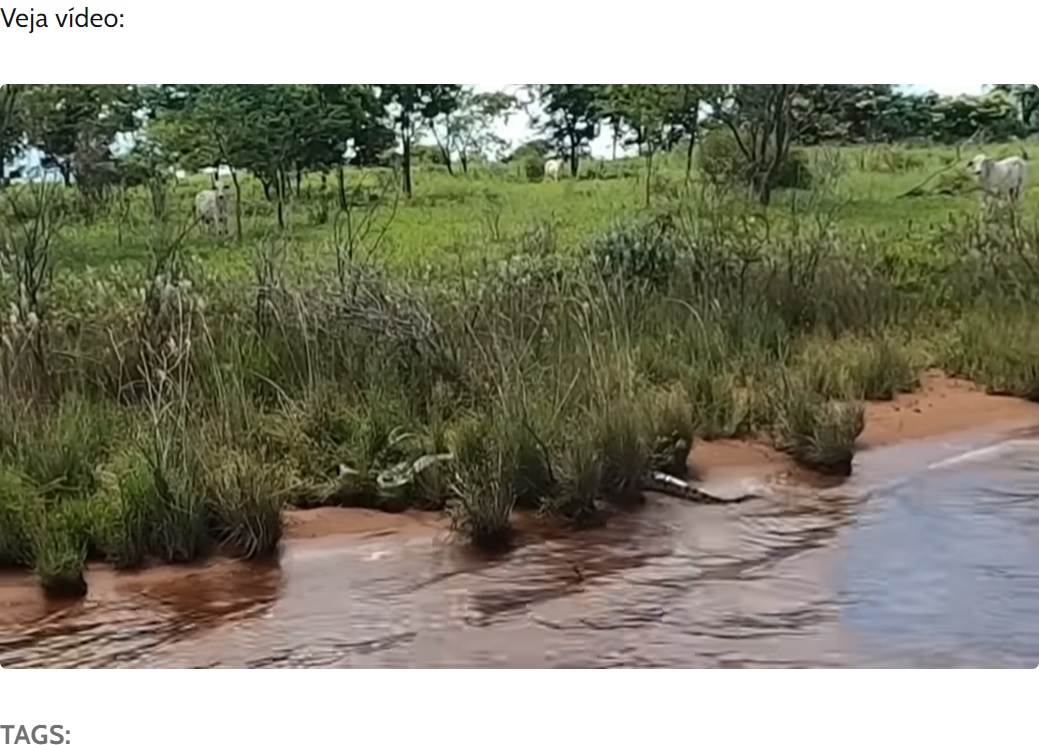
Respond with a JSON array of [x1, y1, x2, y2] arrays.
[[3, 427, 1039, 668]]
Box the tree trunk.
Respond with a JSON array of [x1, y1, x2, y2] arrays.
[[401, 118, 413, 198], [337, 165, 347, 211], [568, 139, 579, 178], [438, 144, 454, 175], [644, 147, 654, 208], [275, 169, 285, 230], [759, 85, 791, 207], [261, 179, 272, 201], [684, 129, 697, 184], [230, 168, 243, 245], [755, 174, 772, 206], [280, 169, 291, 201], [1024, 95, 1038, 129], [460, 151, 469, 174]]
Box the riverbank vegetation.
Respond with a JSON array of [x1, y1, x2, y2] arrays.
[[1, 83, 1038, 596]]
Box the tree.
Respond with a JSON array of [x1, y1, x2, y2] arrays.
[[665, 85, 713, 184], [428, 88, 516, 174], [599, 87, 628, 161], [0, 84, 24, 187], [18, 85, 139, 186], [989, 84, 1039, 134], [307, 85, 389, 210], [610, 85, 680, 206], [789, 85, 895, 144], [875, 91, 937, 142], [184, 85, 338, 230], [504, 138, 552, 163], [536, 85, 606, 177], [380, 85, 462, 197], [349, 103, 396, 168], [707, 84, 801, 206], [146, 84, 397, 232], [926, 92, 1020, 143], [146, 85, 246, 237]]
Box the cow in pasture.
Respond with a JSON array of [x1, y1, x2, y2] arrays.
[[195, 180, 229, 234], [544, 157, 564, 182], [968, 151, 1029, 206]]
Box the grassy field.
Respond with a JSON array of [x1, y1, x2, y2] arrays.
[[1, 139, 1038, 596]]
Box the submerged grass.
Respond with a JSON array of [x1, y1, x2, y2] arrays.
[[3, 145, 1039, 592]]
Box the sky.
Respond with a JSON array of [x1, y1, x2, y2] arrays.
[[4, 83, 992, 178]]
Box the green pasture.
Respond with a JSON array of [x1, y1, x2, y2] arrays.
[[35, 140, 1039, 279]]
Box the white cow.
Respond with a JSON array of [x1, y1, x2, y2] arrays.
[[968, 152, 1028, 205], [544, 157, 564, 182], [195, 180, 229, 234]]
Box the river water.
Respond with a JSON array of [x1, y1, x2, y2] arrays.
[[3, 428, 1039, 668]]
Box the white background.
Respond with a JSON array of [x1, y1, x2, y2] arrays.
[[0, 0, 1036, 85], [2, 0, 1035, 155], [1, 0, 1038, 738], [1, 669, 1037, 743]]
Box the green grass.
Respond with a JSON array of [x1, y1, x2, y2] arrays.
[[2, 140, 1039, 591], [19, 140, 1034, 277]]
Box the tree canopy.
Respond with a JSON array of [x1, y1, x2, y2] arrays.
[[1, 83, 1034, 202]]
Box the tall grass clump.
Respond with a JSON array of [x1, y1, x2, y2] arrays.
[[769, 374, 865, 475], [446, 417, 517, 550], [586, 215, 681, 291], [939, 305, 1039, 401], [92, 445, 159, 569], [645, 384, 698, 478], [202, 447, 290, 559], [0, 466, 35, 568], [796, 334, 918, 401]]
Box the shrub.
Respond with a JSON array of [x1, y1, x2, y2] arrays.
[[775, 149, 813, 190], [644, 385, 697, 478], [203, 448, 290, 560], [93, 446, 158, 569], [770, 375, 865, 475], [0, 466, 35, 568], [29, 501, 89, 598], [698, 128, 812, 190], [586, 217, 680, 291], [523, 158, 545, 182], [698, 128, 748, 187], [446, 417, 516, 549]]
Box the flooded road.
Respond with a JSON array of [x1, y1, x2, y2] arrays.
[[3, 428, 1039, 668]]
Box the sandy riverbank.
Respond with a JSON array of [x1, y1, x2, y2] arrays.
[[689, 369, 1039, 479]]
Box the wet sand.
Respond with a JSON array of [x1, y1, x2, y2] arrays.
[[2, 369, 1039, 624], [691, 369, 1039, 479], [283, 506, 446, 541], [860, 369, 1039, 447]]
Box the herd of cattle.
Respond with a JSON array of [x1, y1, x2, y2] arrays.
[[192, 151, 1031, 234]]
